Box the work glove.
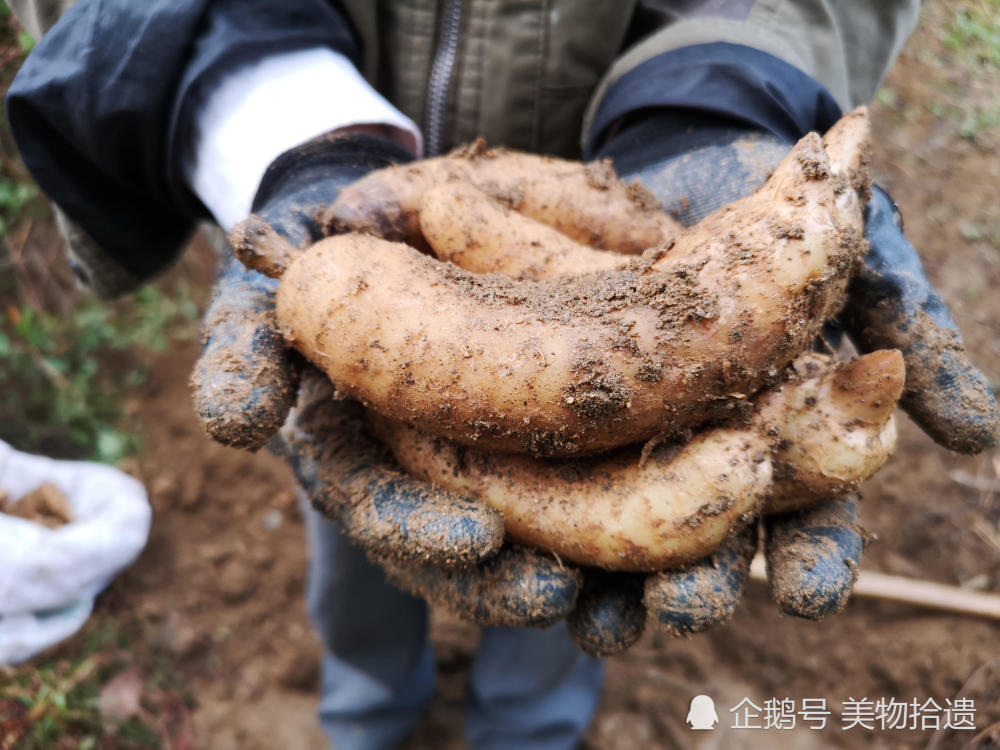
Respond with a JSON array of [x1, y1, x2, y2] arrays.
[[191, 132, 582, 629], [570, 108, 1000, 652]]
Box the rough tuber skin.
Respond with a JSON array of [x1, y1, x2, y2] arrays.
[[371, 351, 903, 572], [420, 108, 873, 283], [419, 181, 628, 279], [372, 412, 772, 572], [233, 122, 868, 457], [758, 350, 904, 512], [320, 140, 683, 255]]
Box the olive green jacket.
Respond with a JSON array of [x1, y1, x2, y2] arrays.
[[338, 0, 922, 158]]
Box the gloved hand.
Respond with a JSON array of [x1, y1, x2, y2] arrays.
[[572, 108, 1000, 652], [190, 131, 582, 629], [599, 114, 999, 453]]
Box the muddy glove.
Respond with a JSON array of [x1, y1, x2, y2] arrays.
[[575, 101, 999, 650], [191, 133, 581, 627]]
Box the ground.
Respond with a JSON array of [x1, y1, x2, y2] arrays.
[[2, 0, 1000, 748]]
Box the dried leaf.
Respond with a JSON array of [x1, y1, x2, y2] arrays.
[[98, 667, 143, 723]]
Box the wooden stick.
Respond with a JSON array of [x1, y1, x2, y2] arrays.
[[749, 555, 1000, 620]]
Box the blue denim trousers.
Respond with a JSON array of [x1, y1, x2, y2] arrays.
[[300, 498, 605, 749]]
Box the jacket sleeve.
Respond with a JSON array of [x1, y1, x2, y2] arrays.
[[5, 0, 359, 291], [582, 0, 922, 155]]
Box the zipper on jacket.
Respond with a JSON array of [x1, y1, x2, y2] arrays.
[[425, 0, 464, 156]]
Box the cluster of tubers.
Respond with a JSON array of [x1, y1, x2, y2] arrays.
[[233, 107, 907, 572]]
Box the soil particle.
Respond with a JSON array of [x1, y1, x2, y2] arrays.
[[480, 180, 526, 211], [217, 559, 259, 603], [275, 650, 320, 692], [562, 362, 633, 420], [624, 180, 662, 212], [229, 216, 298, 279], [583, 159, 616, 190], [796, 152, 830, 180]]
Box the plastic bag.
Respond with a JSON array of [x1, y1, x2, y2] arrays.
[[0, 440, 151, 664]]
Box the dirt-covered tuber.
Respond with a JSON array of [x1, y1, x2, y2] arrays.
[[371, 351, 903, 571], [234, 116, 870, 458]]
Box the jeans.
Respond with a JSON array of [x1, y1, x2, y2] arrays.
[[300, 498, 605, 749]]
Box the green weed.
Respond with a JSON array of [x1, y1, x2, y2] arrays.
[[958, 104, 1000, 137], [0, 284, 199, 463], [17, 28, 33, 53], [876, 87, 900, 108], [944, 0, 1000, 67], [0, 172, 37, 237], [0, 2, 201, 463], [0, 615, 193, 749]]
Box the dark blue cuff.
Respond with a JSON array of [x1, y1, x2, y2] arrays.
[[252, 133, 415, 246], [584, 42, 842, 157]]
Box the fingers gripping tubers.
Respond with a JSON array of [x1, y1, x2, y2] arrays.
[[373, 351, 903, 572], [227, 110, 899, 573], [236, 123, 869, 457]]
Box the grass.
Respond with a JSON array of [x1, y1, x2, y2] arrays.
[[871, 1, 1000, 144], [0, 3, 202, 463], [0, 615, 194, 750], [0, 9, 200, 747], [958, 105, 1000, 138], [0, 170, 36, 238], [939, 0, 1000, 141], [0, 284, 199, 463], [943, 0, 1000, 67]]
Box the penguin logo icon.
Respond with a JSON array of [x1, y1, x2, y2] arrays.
[[686, 695, 719, 730]]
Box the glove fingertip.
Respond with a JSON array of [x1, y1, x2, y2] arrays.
[[764, 495, 864, 620], [643, 528, 755, 636], [567, 572, 646, 657], [278, 385, 505, 567], [900, 359, 1000, 455], [194, 264, 296, 450], [340, 475, 505, 567], [379, 546, 580, 629], [192, 323, 298, 450]]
